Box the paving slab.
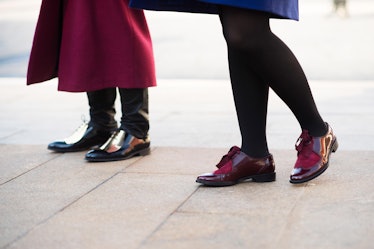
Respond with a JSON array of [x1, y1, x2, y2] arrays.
[[140, 150, 374, 249], [5, 173, 196, 249], [0, 146, 146, 248], [0, 146, 373, 249], [125, 147, 228, 175], [0, 144, 57, 185]]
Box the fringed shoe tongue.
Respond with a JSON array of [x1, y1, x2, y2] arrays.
[[214, 146, 241, 174], [216, 146, 241, 169], [294, 130, 321, 169]]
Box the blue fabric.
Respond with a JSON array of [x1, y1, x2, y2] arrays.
[[129, 0, 299, 20]]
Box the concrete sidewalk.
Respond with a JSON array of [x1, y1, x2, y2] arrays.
[[1, 144, 373, 249], [1, 78, 374, 150], [1, 78, 373, 249]]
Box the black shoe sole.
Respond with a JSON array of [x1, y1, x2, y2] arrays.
[[196, 172, 276, 187], [85, 147, 151, 162]]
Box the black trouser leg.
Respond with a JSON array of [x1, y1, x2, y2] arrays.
[[118, 88, 149, 139], [87, 88, 118, 131]]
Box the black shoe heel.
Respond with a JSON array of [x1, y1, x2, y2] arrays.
[[252, 172, 276, 182], [332, 139, 338, 153], [137, 147, 151, 156]]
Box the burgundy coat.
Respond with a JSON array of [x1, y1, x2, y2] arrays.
[[27, 0, 156, 92]]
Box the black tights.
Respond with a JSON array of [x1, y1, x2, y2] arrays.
[[219, 6, 326, 157]]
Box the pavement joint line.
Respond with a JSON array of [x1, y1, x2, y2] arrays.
[[0, 153, 62, 186], [119, 147, 159, 173], [137, 186, 201, 249], [273, 183, 308, 246], [2, 170, 126, 249], [1, 151, 155, 248], [119, 171, 199, 176]]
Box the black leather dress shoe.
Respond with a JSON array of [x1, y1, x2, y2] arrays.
[[47, 123, 113, 152], [85, 129, 151, 162]]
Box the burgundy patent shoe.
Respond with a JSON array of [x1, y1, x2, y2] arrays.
[[290, 123, 338, 184], [196, 146, 276, 187]]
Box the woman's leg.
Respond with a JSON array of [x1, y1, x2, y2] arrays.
[[219, 6, 327, 140], [227, 46, 270, 158], [197, 6, 337, 186]]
